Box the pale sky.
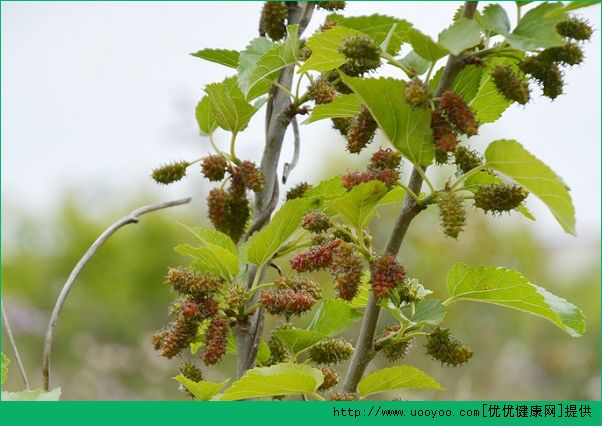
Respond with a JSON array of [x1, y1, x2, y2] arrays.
[[1, 1, 600, 246]]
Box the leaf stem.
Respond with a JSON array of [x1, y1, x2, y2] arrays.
[[450, 164, 487, 190]]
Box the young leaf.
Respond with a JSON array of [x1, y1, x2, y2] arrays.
[[179, 223, 237, 255], [485, 139, 576, 235], [175, 243, 239, 280], [304, 94, 361, 124], [409, 300, 447, 326], [447, 263, 585, 337], [274, 328, 328, 354], [308, 299, 363, 336], [237, 38, 275, 95], [217, 363, 324, 401], [204, 77, 258, 133], [245, 198, 312, 266], [398, 50, 431, 76], [302, 176, 346, 203], [191, 48, 240, 68], [506, 2, 567, 50], [357, 366, 445, 397], [329, 180, 389, 229], [298, 26, 361, 73], [407, 28, 448, 62], [340, 75, 434, 166], [478, 4, 511, 36], [1, 388, 62, 401], [238, 25, 300, 100], [437, 18, 482, 56], [173, 375, 228, 401], [325, 13, 412, 55], [1, 353, 8, 385], [195, 96, 217, 136]]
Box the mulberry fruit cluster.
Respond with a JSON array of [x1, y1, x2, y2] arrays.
[[454, 146, 482, 174], [301, 210, 332, 233], [151, 161, 189, 185], [404, 78, 433, 109], [291, 238, 343, 273], [375, 325, 413, 362], [438, 190, 466, 239], [370, 255, 407, 299], [286, 182, 312, 200], [338, 35, 381, 76], [439, 91, 478, 137], [201, 155, 227, 182], [330, 242, 363, 300], [202, 317, 229, 365], [308, 79, 337, 105], [425, 327, 472, 367], [491, 65, 530, 105], [316, 1, 346, 11], [260, 276, 322, 317], [318, 367, 339, 391], [556, 17, 593, 41], [342, 148, 401, 190], [345, 106, 378, 153], [474, 183, 528, 214], [260, 1, 287, 41], [308, 338, 354, 365]]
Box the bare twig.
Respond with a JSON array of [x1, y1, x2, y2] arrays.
[[42, 197, 191, 390], [342, 2, 479, 393], [282, 116, 300, 184], [1, 300, 30, 389]]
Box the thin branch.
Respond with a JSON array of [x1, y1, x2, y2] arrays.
[[42, 197, 191, 391], [282, 116, 300, 184], [2, 300, 30, 390], [243, 179, 279, 241]]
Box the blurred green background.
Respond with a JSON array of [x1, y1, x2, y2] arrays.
[[1, 153, 599, 400]]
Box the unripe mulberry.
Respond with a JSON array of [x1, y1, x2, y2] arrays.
[[290, 238, 342, 272], [224, 283, 246, 318], [151, 161, 189, 185], [376, 325, 414, 362], [151, 329, 168, 351], [260, 1, 287, 41], [309, 79, 337, 105], [454, 146, 482, 174], [425, 327, 472, 367], [339, 35, 382, 76], [434, 148, 450, 165], [491, 65, 530, 105], [267, 326, 291, 365], [207, 188, 228, 233], [404, 78, 432, 108], [556, 18, 593, 41], [260, 289, 316, 317], [438, 190, 466, 239], [202, 317, 228, 365], [439, 91, 478, 136], [308, 338, 354, 365], [301, 210, 332, 233], [316, 1, 346, 11], [331, 243, 363, 301], [519, 57, 564, 100], [346, 107, 378, 153], [331, 117, 352, 135], [329, 392, 361, 401], [318, 367, 339, 391], [286, 182, 312, 200], [370, 255, 406, 299], [201, 155, 227, 182], [474, 183, 528, 214], [431, 110, 458, 152], [179, 362, 203, 382], [237, 161, 264, 192], [538, 42, 584, 66], [160, 317, 198, 359], [166, 267, 224, 298], [275, 276, 322, 299], [368, 148, 402, 172]]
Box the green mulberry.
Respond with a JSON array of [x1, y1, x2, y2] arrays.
[[474, 183, 528, 214], [438, 190, 466, 239]]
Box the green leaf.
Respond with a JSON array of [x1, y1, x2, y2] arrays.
[[245, 198, 312, 266], [469, 57, 517, 123], [175, 243, 239, 280], [217, 363, 324, 401], [478, 4, 511, 36], [517, 203, 536, 221], [447, 263, 585, 337], [308, 299, 363, 336], [376, 186, 407, 206], [407, 28, 448, 62], [1, 353, 8, 385], [191, 48, 240, 68], [195, 96, 217, 136], [398, 50, 431, 75], [298, 26, 362, 73], [1, 388, 61, 401], [485, 139, 575, 235], [257, 340, 271, 365], [237, 38, 275, 97], [452, 65, 484, 104], [349, 272, 371, 308], [506, 2, 567, 50], [325, 13, 412, 55], [303, 176, 346, 202], [357, 366, 444, 397], [173, 375, 228, 401], [204, 77, 258, 133], [409, 300, 447, 326], [329, 180, 389, 229], [274, 328, 327, 354], [238, 25, 299, 100], [340, 75, 434, 165], [438, 18, 482, 55], [565, 1, 600, 11], [304, 94, 361, 124], [179, 223, 237, 255]]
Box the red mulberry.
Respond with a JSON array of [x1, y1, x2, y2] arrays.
[[260, 289, 316, 317], [431, 109, 458, 152], [368, 148, 402, 172], [370, 255, 406, 299], [439, 91, 478, 136], [301, 210, 332, 233], [318, 367, 339, 391], [203, 317, 228, 365], [346, 107, 378, 153], [331, 243, 363, 301], [201, 155, 227, 182], [290, 239, 342, 272], [237, 161, 264, 192]]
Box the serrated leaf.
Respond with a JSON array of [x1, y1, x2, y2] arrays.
[[376, 186, 407, 206], [438, 18, 482, 56], [409, 300, 447, 326], [1, 388, 61, 401], [191, 48, 240, 68], [469, 57, 517, 123], [303, 176, 346, 203], [565, 1, 600, 11], [325, 13, 412, 55], [204, 77, 258, 133], [173, 375, 228, 401], [1, 353, 8, 385], [398, 50, 431, 75], [195, 96, 217, 136], [217, 363, 324, 401], [516, 203, 536, 221], [176, 243, 239, 280], [298, 26, 362, 73], [329, 180, 389, 229], [274, 328, 328, 354], [357, 366, 444, 397], [304, 94, 361, 124], [238, 25, 299, 100], [245, 198, 312, 266], [478, 4, 511, 36], [237, 38, 275, 98], [447, 263, 585, 337], [308, 299, 363, 336], [340, 75, 434, 166], [407, 28, 448, 62], [506, 2, 567, 50], [179, 223, 237, 255], [257, 340, 271, 365], [452, 65, 484, 104], [485, 139, 575, 235]]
